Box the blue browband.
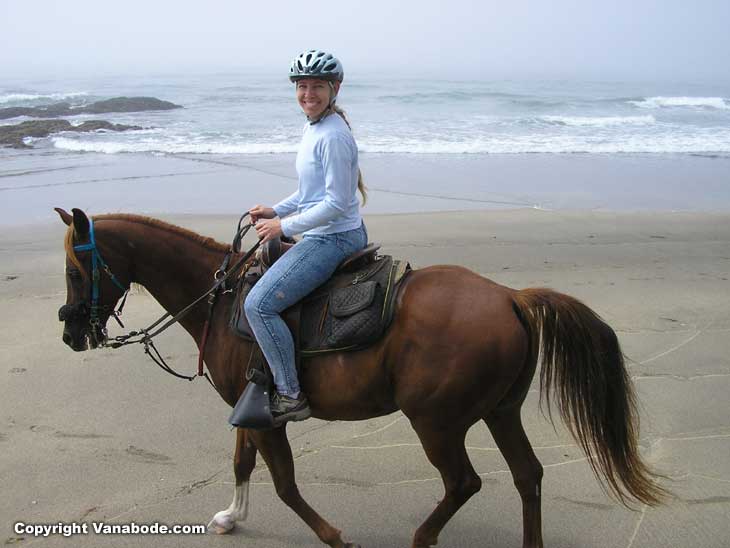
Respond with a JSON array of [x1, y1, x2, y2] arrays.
[[73, 219, 127, 324]]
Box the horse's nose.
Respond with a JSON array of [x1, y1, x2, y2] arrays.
[[62, 332, 73, 347]]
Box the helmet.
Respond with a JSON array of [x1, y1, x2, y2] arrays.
[[289, 50, 344, 83]]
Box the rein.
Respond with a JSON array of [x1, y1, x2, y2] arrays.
[[81, 213, 259, 385]]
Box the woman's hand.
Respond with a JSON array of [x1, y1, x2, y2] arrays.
[[255, 218, 283, 243], [249, 205, 276, 223]]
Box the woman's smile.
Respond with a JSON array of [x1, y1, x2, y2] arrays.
[[296, 78, 340, 119]]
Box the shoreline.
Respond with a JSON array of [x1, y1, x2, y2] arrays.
[[2, 151, 730, 227]]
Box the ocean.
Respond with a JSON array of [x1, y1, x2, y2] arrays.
[[2, 73, 730, 155], [2, 74, 730, 225]]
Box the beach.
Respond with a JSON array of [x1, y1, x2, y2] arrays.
[[3, 150, 730, 227], [2, 0, 730, 543], [1, 168, 729, 547]]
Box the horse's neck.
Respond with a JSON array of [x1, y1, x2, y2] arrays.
[[106, 218, 225, 342]]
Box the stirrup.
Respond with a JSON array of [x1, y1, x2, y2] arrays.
[[228, 381, 274, 430]]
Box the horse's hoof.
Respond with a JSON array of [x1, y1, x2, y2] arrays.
[[207, 513, 236, 535]]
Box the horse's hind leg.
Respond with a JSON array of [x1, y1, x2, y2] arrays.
[[208, 427, 258, 534], [410, 420, 482, 548], [249, 427, 359, 548], [486, 409, 544, 548]]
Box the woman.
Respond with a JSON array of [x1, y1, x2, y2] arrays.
[[243, 50, 368, 426]]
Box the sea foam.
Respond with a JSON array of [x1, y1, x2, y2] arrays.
[[356, 136, 730, 154], [541, 115, 656, 127], [51, 136, 297, 155], [49, 132, 730, 155], [630, 96, 729, 109]]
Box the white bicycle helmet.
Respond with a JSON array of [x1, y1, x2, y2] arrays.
[[289, 50, 344, 83]]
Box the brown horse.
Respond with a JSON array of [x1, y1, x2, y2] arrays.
[[55, 207, 666, 548]]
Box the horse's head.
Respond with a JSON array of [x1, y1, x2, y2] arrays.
[[55, 208, 131, 351]]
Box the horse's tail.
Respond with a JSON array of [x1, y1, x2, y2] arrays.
[[513, 287, 668, 507]]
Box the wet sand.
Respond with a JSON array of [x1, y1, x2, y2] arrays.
[[2, 150, 730, 226], [1, 209, 729, 547]]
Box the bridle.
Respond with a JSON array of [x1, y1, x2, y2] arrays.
[[58, 218, 129, 348], [59, 213, 260, 385]]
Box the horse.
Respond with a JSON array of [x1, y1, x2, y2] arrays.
[[55, 207, 666, 548]]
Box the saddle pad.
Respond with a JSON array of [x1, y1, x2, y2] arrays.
[[228, 269, 260, 341]]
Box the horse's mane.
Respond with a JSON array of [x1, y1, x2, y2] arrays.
[[63, 214, 229, 279], [93, 214, 229, 252]]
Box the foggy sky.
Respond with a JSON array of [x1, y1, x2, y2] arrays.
[[1, 0, 729, 82]]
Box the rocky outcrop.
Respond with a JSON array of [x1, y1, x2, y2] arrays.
[[0, 96, 182, 120], [0, 119, 143, 149], [0, 103, 74, 119]]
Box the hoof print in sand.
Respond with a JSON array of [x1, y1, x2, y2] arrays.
[[126, 445, 173, 464], [29, 425, 55, 434], [54, 431, 111, 439]]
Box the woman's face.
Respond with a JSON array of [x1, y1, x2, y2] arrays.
[[296, 79, 340, 118]]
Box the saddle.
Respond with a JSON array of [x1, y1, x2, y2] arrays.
[[229, 238, 410, 356], [227, 237, 410, 429]]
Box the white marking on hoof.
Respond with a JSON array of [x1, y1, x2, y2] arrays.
[[207, 481, 249, 535]]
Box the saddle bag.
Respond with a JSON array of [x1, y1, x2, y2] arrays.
[[326, 280, 382, 347]]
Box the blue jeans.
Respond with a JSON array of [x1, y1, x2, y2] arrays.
[[244, 223, 368, 396]]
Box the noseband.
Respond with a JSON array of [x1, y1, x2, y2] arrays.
[[60, 218, 129, 344]]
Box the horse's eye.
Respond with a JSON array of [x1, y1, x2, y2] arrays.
[[67, 269, 81, 280]]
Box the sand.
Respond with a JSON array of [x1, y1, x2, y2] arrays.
[[1, 207, 729, 547]]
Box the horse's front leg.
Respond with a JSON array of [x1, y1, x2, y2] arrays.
[[208, 428, 257, 534], [250, 426, 360, 548]]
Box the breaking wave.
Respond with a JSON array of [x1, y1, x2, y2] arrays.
[[0, 91, 89, 105], [629, 96, 729, 109]]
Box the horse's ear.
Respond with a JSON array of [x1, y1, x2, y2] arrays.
[[71, 208, 90, 237], [54, 207, 73, 226]]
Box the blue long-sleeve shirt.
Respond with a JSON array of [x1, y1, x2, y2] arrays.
[[273, 113, 362, 237]]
